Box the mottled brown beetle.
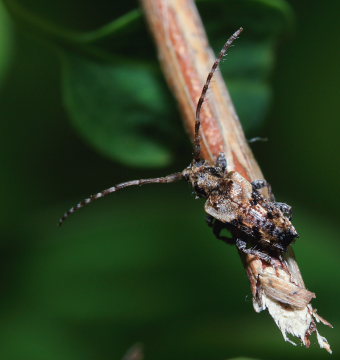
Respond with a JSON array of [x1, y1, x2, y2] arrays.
[[59, 28, 298, 263]]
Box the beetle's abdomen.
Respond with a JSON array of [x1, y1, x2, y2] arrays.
[[239, 204, 298, 249]]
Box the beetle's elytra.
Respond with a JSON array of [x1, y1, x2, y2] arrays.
[[59, 27, 299, 263]]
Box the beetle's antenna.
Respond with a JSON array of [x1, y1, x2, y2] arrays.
[[193, 27, 243, 162], [59, 172, 183, 226]]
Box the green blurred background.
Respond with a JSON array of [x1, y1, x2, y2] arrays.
[[0, 0, 339, 359]]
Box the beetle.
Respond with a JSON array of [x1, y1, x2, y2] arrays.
[[59, 27, 298, 263]]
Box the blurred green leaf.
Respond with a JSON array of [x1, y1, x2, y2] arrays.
[[2, 0, 144, 61], [220, 40, 274, 129], [199, 0, 293, 36], [0, 1, 13, 85], [222, 41, 275, 80], [4, 0, 294, 166], [62, 54, 173, 167], [228, 80, 271, 131]]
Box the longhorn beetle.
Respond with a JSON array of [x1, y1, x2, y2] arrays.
[[59, 27, 299, 263]]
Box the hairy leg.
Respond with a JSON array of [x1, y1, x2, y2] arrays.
[[273, 202, 292, 219], [235, 238, 275, 265], [207, 216, 234, 244], [251, 179, 275, 201]]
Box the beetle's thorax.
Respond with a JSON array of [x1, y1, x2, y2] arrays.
[[182, 160, 224, 198]]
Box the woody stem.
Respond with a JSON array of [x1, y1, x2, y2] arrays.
[[140, 0, 331, 352], [140, 0, 270, 298]]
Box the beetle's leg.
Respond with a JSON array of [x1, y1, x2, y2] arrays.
[[235, 238, 275, 265], [216, 153, 227, 172], [273, 202, 293, 219], [205, 215, 215, 227], [251, 179, 275, 201], [208, 217, 234, 245], [251, 179, 267, 190]]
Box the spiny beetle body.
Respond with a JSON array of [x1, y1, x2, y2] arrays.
[[59, 27, 299, 264]]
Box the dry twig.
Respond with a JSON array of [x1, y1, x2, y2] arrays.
[[121, 343, 144, 360], [141, 0, 332, 352]]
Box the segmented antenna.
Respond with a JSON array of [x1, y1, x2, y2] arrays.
[[59, 172, 183, 226], [193, 27, 243, 161]]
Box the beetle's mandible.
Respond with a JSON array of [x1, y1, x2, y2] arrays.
[[59, 27, 299, 263]]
